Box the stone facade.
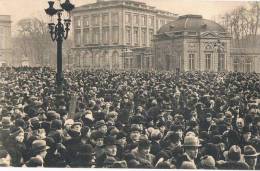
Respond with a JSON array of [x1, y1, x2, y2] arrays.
[[71, 0, 177, 69], [230, 48, 260, 73], [0, 15, 11, 66], [153, 15, 232, 72]]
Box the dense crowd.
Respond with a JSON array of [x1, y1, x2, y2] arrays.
[[0, 66, 259, 169]]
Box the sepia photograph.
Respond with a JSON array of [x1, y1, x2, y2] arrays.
[[0, 0, 260, 169]]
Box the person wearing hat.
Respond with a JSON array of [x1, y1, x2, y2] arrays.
[[177, 135, 201, 169], [115, 131, 127, 159], [81, 110, 94, 128], [31, 139, 49, 160], [0, 150, 11, 167], [95, 120, 107, 134], [150, 129, 163, 157], [101, 136, 119, 168], [218, 145, 249, 170], [199, 113, 213, 132], [180, 161, 197, 169], [62, 119, 74, 141], [41, 111, 60, 134], [48, 119, 63, 138], [5, 126, 26, 167], [106, 111, 118, 124], [70, 143, 94, 167], [0, 117, 12, 148], [125, 125, 142, 153], [243, 145, 260, 170], [131, 138, 155, 167], [89, 131, 105, 167], [240, 126, 253, 147], [24, 156, 44, 167], [63, 122, 82, 165], [198, 155, 216, 169]]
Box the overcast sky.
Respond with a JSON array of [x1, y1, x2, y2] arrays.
[[0, 0, 250, 34]]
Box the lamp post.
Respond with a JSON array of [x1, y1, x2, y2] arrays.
[[45, 0, 75, 95]]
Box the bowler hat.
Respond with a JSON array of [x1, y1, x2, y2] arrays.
[[200, 155, 216, 168], [183, 135, 201, 147], [104, 136, 116, 146], [130, 124, 142, 132], [1, 117, 11, 126], [71, 122, 82, 128], [116, 131, 127, 140], [95, 120, 106, 129], [46, 111, 60, 121], [32, 140, 50, 153], [242, 126, 251, 134], [9, 126, 24, 137], [228, 145, 241, 161], [26, 157, 43, 167], [138, 139, 151, 149], [78, 144, 94, 155], [180, 161, 197, 169], [243, 145, 260, 157], [225, 111, 232, 119], [51, 119, 62, 129], [0, 150, 9, 159]]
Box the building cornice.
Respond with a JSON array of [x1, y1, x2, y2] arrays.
[[73, 3, 176, 18]]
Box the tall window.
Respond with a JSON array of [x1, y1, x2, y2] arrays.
[[141, 28, 146, 45], [112, 27, 119, 44], [141, 15, 146, 26], [126, 27, 131, 44], [112, 12, 119, 25], [83, 16, 89, 27], [102, 13, 109, 26], [160, 20, 165, 27], [205, 54, 212, 70], [75, 30, 81, 46], [219, 53, 225, 71], [148, 16, 154, 27], [92, 28, 100, 44], [149, 29, 154, 46], [233, 57, 239, 72], [102, 27, 109, 44], [244, 58, 252, 72], [125, 13, 131, 25], [83, 28, 89, 44], [0, 27, 3, 49], [189, 54, 195, 71], [91, 15, 99, 26], [74, 16, 81, 28], [133, 14, 139, 25], [134, 28, 139, 45]]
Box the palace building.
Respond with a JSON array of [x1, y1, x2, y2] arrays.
[[0, 15, 11, 66], [71, 0, 177, 69], [153, 14, 232, 72]]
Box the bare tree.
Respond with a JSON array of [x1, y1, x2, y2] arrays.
[[13, 18, 72, 67]]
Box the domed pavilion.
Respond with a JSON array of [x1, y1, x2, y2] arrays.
[[153, 14, 232, 72]]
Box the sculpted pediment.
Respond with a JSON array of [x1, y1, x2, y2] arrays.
[[200, 32, 219, 38]]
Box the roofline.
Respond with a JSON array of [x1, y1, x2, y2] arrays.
[[72, 1, 177, 16]]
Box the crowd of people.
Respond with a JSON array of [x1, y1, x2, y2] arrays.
[[0, 66, 259, 169]]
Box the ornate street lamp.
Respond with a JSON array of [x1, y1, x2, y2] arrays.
[[45, 0, 75, 95]]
